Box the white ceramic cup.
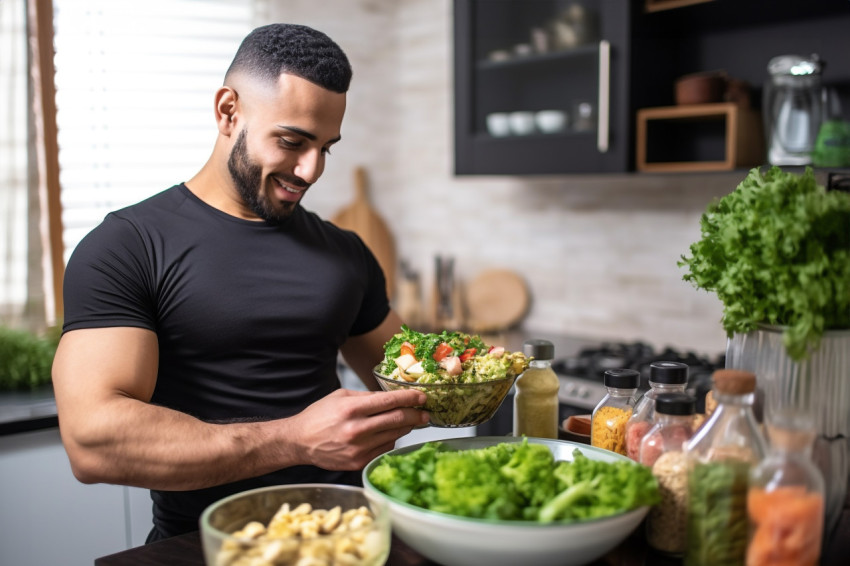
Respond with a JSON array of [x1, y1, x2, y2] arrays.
[[486, 112, 511, 137], [508, 111, 536, 136], [535, 110, 568, 133]]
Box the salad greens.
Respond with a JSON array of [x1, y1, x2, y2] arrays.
[[381, 325, 489, 375], [678, 167, 850, 360], [379, 325, 528, 384], [367, 439, 659, 523]]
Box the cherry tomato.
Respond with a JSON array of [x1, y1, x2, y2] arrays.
[[459, 348, 477, 362], [433, 343, 453, 361]]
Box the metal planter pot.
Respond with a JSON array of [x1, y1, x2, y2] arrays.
[[726, 324, 850, 537]]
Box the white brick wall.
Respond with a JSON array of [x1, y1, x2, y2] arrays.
[[265, 0, 769, 357]]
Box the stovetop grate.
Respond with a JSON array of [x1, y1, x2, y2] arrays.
[[551, 342, 725, 413]]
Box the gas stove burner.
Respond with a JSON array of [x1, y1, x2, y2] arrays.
[[552, 342, 724, 391]]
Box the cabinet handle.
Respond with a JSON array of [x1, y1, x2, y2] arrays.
[[597, 40, 611, 153]]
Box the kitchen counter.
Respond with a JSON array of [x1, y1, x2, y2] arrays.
[[93, 529, 667, 566], [94, 509, 850, 566], [0, 330, 603, 438], [0, 385, 57, 435]]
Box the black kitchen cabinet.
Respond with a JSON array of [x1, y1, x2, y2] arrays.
[[453, 0, 850, 176], [454, 0, 632, 175]]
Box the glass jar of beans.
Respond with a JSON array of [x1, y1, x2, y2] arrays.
[[639, 392, 697, 556]]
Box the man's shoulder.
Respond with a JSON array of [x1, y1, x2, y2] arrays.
[[296, 206, 364, 244], [111, 184, 187, 218], [73, 185, 189, 252]]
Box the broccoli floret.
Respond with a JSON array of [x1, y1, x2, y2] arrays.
[[433, 449, 522, 520], [499, 441, 558, 515]]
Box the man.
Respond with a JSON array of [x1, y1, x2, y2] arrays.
[[51, 23, 428, 542]]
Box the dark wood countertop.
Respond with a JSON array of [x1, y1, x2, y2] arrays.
[[93, 530, 654, 566], [95, 509, 850, 566], [0, 385, 58, 436]]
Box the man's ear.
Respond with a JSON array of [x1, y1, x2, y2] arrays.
[[214, 86, 238, 135]]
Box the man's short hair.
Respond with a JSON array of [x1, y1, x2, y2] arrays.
[[225, 23, 352, 93]]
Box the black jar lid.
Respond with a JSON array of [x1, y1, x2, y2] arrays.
[[603, 369, 639, 389], [523, 339, 554, 360], [655, 393, 696, 415], [649, 361, 689, 384]]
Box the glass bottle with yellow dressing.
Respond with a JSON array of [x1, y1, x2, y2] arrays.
[[513, 339, 560, 439]]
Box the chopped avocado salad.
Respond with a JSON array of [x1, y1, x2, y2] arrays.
[[367, 439, 660, 522], [379, 325, 529, 384]]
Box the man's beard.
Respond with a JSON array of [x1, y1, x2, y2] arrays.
[[227, 129, 297, 224]]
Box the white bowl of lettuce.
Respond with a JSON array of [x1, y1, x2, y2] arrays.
[[363, 436, 658, 566]]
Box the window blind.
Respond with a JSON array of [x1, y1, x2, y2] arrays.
[[0, 0, 28, 316], [53, 0, 267, 264]]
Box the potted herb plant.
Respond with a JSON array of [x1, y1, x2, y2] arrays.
[[678, 165, 850, 536], [0, 325, 59, 391]]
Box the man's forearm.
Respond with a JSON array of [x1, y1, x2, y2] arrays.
[[61, 396, 297, 490]]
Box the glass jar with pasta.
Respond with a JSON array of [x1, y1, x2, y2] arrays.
[[591, 369, 638, 455]]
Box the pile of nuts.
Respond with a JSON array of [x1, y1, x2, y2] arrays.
[[215, 502, 386, 566]]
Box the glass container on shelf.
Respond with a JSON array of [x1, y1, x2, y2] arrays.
[[763, 54, 824, 166], [591, 369, 639, 455], [746, 411, 825, 566], [625, 361, 689, 461], [684, 369, 767, 566]]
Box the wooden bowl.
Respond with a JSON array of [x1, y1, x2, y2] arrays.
[[675, 71, 726, 105]]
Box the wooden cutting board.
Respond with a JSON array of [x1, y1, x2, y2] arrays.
[[464, 268, 530, 333], [330, 166, 397, 299]]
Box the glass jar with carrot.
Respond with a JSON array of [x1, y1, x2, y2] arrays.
[[747, 411, 825, 566]]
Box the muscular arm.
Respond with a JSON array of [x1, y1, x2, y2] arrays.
[[53, 325, 427, 491], [340, 309, 404, 391]]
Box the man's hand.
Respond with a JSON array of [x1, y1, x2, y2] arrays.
[[284, 388, 429, 470]]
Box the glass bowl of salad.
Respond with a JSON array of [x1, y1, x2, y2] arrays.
[[373, 326, 529, 427]]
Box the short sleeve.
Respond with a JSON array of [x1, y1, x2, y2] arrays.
[[62, 214, 157, 333], [346, 235, 390, 336]]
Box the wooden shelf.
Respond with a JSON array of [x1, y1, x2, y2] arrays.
[[645, 0, 715, 13], [476, 44, 598, 71], [636, 103, 764, 173]]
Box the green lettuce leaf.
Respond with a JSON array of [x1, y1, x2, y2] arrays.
[[678, 166, 850, 360]]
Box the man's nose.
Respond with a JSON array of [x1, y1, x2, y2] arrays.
[[295, 150, 323, 185]]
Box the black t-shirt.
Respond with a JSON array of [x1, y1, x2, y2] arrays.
[[62, 184, 390, 540]]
